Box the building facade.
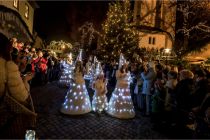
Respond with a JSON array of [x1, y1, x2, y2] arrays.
[[133, 0, 176, 50], [0, 0, 38, 43]]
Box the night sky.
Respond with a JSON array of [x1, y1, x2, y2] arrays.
[[34, 1, 110, 44]]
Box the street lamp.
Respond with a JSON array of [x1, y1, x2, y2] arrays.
[[61, 44, 65, 49], [164, 48, 171, 64]]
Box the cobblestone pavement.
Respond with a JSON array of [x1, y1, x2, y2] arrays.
[[31, 81, 169, 139]]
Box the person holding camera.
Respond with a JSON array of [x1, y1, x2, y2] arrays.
[[0, 33, 35, 138]]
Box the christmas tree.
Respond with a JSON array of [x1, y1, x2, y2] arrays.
[[100, 0, 139, 60]]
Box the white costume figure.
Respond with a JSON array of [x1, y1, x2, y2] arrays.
[[84, 56, 92, 80], [107, 54, 135, 119], [59, 54, 74, 87], [61, 50, 91, 115], [92, 62, 108, 113]]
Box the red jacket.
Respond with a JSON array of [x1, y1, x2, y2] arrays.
[[32, 57, 48, 73]]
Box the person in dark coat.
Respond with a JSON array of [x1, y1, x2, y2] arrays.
[[175, 70, 195, 127], [191, 69, 209, 108]]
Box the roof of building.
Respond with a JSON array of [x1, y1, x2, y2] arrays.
[[0, 5, 34, 42], [131, 25, 173, 41]]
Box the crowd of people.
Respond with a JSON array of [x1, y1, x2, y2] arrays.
[[0, 31, 210, 138], [10, 38, 62, 87], [101, 57, 210, 138], [0, 33, 64, 138]]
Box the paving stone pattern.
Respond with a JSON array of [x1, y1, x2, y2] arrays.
[[30, 81, 169, 139]]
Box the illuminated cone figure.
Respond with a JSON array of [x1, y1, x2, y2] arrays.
[[119, 53, 126, 69], [61, 50, 91, 115], [107, 53, 135, 119], [59, 53, 74, 87], [84, 55, 94, 80], [76, 49, 83, 62], [92, 61, 108, 113], [88, 56, 99, 87]]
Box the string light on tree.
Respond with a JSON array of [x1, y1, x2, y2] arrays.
[[100, 0, 138, 59]]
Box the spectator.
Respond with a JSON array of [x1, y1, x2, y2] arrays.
[[0, 33, 32, 102], [175, 69, 194, 127], [191, 69, 209, 108], [141, 61, 156, 115]]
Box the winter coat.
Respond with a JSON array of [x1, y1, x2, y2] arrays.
[[191, 78, 209, 108], [32, 57, 48, 74], [0, 57, 29, 102], [165, 79, 178, 111], [141, 68, 156, 95], [175, 78, 194, 111]]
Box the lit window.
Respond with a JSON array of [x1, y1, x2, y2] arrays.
[[25, 4, 29, 19], [13, 0, 19, 9], [152, 37, 155, 45], [148, 37, 151, 44]]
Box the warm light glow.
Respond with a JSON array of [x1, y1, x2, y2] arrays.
[[164, 48, 171, 53]]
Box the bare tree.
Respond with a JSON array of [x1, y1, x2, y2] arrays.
[[78, 22, 101, 58], [175, 0, 210, 56]]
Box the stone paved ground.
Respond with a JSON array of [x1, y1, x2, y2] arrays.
[[30, 81, 170, 139]]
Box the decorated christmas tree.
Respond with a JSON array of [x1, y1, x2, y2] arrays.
[[100, 0, 139, 60], [61, 49, 91, 115]]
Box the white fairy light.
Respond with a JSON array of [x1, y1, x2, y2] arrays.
[[76, 106, 79, 110]]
